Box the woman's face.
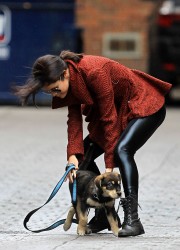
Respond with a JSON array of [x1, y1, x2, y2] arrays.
[[42, 68, 70, 99]]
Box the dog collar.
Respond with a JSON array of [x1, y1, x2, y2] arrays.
[[92, 185, 100, 201], [93, 193, 99, 201]]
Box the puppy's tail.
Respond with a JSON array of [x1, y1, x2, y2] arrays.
[[63, 206, 76, 231]]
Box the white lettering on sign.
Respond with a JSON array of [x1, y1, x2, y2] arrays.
[[0, 15, 5, 36], [0, 5, 11, 60], [0, 46, 10, 59]]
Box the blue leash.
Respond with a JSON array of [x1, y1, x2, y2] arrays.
[[23, 164, 78, 233]]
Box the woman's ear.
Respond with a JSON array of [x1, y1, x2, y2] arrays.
[[63, 69, 70, 79]]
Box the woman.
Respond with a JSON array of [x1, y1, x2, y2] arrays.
[[13, 51, 172, 237]]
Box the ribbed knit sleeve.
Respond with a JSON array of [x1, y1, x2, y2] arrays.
[[67, 105, 84, 161], [88, 65, 119, 168]]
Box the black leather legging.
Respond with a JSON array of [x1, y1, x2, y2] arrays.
[[81, 106, 166, 197]]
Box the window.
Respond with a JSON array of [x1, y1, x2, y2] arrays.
[[102, 32, 142, 59]]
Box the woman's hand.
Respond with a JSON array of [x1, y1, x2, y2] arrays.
[[67, 155, 79, 183], [105, 168, 113, 173]]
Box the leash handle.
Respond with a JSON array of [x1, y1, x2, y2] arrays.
[[23, 164, 77, 233]]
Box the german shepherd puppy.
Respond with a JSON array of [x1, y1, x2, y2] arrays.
[[63, 170, 121, 236]]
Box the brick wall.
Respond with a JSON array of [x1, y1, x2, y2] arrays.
[[75, 0, 160, 72]]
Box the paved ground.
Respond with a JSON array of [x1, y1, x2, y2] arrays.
[[0, 106, 180, 250]]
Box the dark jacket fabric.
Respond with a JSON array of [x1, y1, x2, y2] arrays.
[[52, 55, 172, 168]]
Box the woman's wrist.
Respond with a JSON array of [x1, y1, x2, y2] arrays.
[[68, 155, 79, 169], [105, 168, 113, 173]]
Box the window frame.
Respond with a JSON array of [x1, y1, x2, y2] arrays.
[[102, 32, 142, 59]]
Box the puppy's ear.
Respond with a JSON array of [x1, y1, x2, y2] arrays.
[[113, 171, 121, 181], [94, 175, 104, 189]]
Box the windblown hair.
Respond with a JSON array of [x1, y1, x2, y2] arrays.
[[12, 50, 83, 106]]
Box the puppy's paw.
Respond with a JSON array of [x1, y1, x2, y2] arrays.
[[63, 221, 71, 231], [85, 227, 92, 235], [117, 228, 124, 237], [112, 230, 119, 237], [77, 227, 92, 235], [111, 226, 120, 237], [77, 229, 86, 236], [77, 225, 86, 236], [63, 206, 75, 231]]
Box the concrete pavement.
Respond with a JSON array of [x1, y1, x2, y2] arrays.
[[0, 106, 180, 250]]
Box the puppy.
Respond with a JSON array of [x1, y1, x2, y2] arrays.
[[63, 170, 121, 236]]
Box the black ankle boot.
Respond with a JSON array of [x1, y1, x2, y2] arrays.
[[88, 208, 121, 233], [118, 194, 145, 237]]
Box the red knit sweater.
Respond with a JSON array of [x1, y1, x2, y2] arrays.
[[52, 55, 172, 169]]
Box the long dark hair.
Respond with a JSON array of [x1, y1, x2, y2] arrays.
[[12, 50, 83, 105]]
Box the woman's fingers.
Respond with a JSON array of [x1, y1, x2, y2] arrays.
[[67, 168, 78, 183], [69, 171, 74, 183]]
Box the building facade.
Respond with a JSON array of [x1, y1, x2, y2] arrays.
[[75, 0, 163, 72]]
